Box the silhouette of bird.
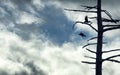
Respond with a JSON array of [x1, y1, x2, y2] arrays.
[[79, 32, 86, 37], [84, 16, 89, 23]]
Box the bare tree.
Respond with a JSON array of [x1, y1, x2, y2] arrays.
[[65, 0, 120, 75]]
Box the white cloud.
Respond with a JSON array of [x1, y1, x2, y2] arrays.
[[32, 0, 45, 10], [0, 28, 120, 75], [0, 28, 92, 75], [2, 0, 17, 10]]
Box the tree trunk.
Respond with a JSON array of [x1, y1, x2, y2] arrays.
[[96, 0, 103, 75]]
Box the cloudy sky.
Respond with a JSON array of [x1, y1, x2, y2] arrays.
[[0, 0, 120, 75]]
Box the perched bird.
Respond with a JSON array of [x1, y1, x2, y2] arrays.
[[84, 16, 92, 24], [84, 16, 89, 23], [79, 32, 86, 37]]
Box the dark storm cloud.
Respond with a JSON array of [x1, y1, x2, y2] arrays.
[[0, 0, 78, 45], [11, 4, 74, 45], [0, 0, 119, 45], [38, 4, 74, 45]]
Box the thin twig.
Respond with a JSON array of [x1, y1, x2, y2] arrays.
[[103, 59, 120, 63], [81, 5, 97, 10], [103, 26, 120, 32], [64, 8, 97, 13], [86, 48, 96, 54], [102, 19, 120, 23], [81, 61, 96, 64], [102, 10, 113, 20], [82, 43, 97, 48], [103, 25, 120, 27], [83, 42, 107, 48], [87, 37, 98, 41], [89, 17, 97, 19], [89, 17, 120, 23], [84, 55, 96, 59], [73, 21, 98, 32], [103, 54, 120, 61]]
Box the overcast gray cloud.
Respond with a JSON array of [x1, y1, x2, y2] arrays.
[[0, 0, 120, 75]]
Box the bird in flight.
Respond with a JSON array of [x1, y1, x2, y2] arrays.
[[79, 32, 86, 37]]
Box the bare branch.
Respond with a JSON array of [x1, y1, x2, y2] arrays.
[[102, 18, 120, 23], [87, 37, 98, 41], [103, 25, 120, 28], [102, 49, 120, 53], [104, 54, 120, 61], [82, 43, 97, 48], [81, 5, 97, 10], [83, 42, 107, 48], [103, 26, 120, 32], [73, 21, 98, 32], [89, 17, 97, 19], [88, 10, 113, 20], [87, 24, 98, 32], [81, 61, 96, 64], [104, 59, 120, 63], [89, 17, 120, 23], [87, 36, 104, 41], [101, 10, 120, 24], [65, 8, 113, 21], [72, 21, 83, 29], [102, 10, 113, 20], [84, 55, 96, 59], [64, 8, 97, 13], [86, 48, 96, 54]]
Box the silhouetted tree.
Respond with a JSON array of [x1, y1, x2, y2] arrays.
[[65, 0, 120, 75]]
